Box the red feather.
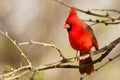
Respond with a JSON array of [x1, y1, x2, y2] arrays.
[[64, 7, 98, 75]]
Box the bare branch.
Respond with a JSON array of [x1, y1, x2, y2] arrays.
[[82, 19, 120, 26], [54, 0, 120, 26], [0, 65, 31, 80], [4, 70, 30, 80], [1, 52, 120, 80], [95, 53, 120, 71], [19, 40, 67, 61], [90, 37, 120, 55], [53, 0, 114, 19], [0, 31, 32, 66], [91, 9, 120, 14], [30, 70, 38, 80], [19, 37, 120, 61]]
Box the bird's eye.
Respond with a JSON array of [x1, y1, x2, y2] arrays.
[[69, 22, 73, 27], [66, 22, 73, 32]]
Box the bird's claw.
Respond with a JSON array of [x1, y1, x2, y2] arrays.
[[75, 56, 80, 61]]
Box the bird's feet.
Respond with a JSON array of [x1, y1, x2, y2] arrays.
[[75, 51, 80, 61]]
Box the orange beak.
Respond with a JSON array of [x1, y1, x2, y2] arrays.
[[64, 24, 70, 29]]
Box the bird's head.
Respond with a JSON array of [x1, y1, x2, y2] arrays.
[[64, 7, 77, 32]]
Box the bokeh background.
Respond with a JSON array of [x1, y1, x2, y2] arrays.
[[0, 0, 120, 80]]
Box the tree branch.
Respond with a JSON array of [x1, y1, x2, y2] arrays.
[[54, 0, 120, 25], [82, 19, 120, 26], [19, 40, 67, 61], [53, 0, 114, 19], [95, 53, 120, 71], [0, 37, 119, 80], [0, 31, 32, 66], [1, 53, 120, 80], [91, 9, 120, 14]]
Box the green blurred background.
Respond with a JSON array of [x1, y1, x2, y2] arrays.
[[0, 0, 120, 80]]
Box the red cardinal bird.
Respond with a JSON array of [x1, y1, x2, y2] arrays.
[[64, 7, 98, 75]]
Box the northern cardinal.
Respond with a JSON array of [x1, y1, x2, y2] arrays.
[[64, 7, 98, 75]]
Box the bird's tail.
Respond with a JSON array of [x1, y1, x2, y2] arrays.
[[79, 56, 94, 75]]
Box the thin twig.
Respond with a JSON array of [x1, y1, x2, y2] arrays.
[[54, 0, 120, 26], [19, 40, 92, 61], [83, 19, 120, 25], [30, 70, 38, 80], [0, 65, 31, 79], [90, 37, 120, 55], [0, 31, 32, 66], [4, 70, 30, 80], [95, 53, 120, 71], [91, 9, 120, 14], [53, 0, 114, 19], [19, 40, 67, 61]]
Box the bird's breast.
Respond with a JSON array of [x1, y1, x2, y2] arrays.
[[68, 30, 93, 52]]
